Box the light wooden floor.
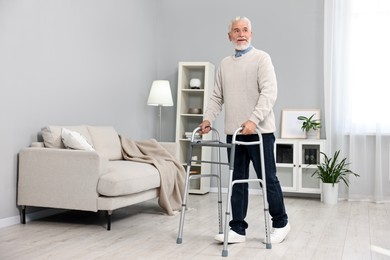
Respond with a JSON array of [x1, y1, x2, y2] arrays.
[[1, 193, 390, 260]]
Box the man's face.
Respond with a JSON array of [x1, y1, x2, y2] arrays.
[[228, 20, 252, 50]]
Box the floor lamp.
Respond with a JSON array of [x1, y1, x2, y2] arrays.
[[147, 80, 174, 141]]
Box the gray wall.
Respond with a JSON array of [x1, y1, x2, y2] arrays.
[[156, 0, 324, 189], [0, 0, 160, 221], [157, 0, 324, 141], [0, 0, 324, 222]]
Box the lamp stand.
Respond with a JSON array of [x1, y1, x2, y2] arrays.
[[158, 105, 162, 141]]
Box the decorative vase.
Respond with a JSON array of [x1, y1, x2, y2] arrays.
[[321, 182, 339, 205], [189, 78, 201, 89], [306, 129, 319, 139]]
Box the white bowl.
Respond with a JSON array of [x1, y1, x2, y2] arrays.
[[189, 78, 201, 89], [188, 108, 202, 114]]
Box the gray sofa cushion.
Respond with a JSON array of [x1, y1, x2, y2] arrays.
[[97, 161, 160, 196], [41, 125, 92, 148], [41, 125, 122, 161], [87, 126, 122, 160]]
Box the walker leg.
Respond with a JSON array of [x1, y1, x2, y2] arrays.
[[222, 169, 234, 257], [263, 207, 272, 249], [217, 182, 223, 234], [262, 184, 271, 248], [217, 147, 223, 234], [221, 142, 237, 257], [258, 139, 272, 249], [176, 164, 192, 244], [222, 209, 230, 257]]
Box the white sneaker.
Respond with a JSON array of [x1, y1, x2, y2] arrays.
[[214, 230, 246, 244], [264, 223, 291, 244]]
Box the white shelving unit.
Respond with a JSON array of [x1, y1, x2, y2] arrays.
[[275, 139, 326, 195], [175, 61, 215, 194]]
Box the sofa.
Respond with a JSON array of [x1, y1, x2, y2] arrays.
[[17, 125, 183, 230]]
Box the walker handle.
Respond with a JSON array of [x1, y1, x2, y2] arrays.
[[232, 127, 263, 145], [191, 126, 220, 142]]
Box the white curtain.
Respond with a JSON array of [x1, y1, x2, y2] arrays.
[[324, 0, 390, 202]]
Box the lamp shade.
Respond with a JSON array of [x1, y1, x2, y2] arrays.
[[147, 80, 174, 106]]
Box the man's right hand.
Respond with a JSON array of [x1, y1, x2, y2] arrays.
[[199, 120, 211, 134]]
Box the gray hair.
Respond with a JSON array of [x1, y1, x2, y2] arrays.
[[228, 16, 252, 32]]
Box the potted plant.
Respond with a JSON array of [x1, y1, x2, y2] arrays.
[[297, 114, 321, 139], [312, 150, 359, 204]]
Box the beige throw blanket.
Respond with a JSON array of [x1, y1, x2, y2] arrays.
[[119, 136, 185, 216]]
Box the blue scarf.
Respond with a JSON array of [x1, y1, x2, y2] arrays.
[[235, 46, 253, 57]]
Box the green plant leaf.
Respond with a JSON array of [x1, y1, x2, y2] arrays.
[[297, 113, 321, 132], [312, 150, 359, 186]]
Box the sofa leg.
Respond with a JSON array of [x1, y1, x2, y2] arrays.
[[21, 206, 26, 224], [106, 210, 112, 231]]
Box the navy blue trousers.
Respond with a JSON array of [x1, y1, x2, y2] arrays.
[[226, 133, 288, 235]]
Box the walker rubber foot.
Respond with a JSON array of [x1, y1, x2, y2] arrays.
[[176, 238, 182, 244], [222, 250, 228, 257], [266, 243, 272, 249]]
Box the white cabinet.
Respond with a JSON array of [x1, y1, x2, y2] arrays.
[[175, 62, 215, 194], [275, 139, 326, 194]]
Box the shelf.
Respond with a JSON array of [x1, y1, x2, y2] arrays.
[[175, 61, 215, 194], [181, 89, 205, 93], [180, 114, 204, 117]]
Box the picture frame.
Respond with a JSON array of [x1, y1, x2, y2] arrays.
[[281, 109, 321, 139]]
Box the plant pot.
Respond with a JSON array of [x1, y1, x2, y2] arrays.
[[306, 129, 319, 139], [321, 182, 339, 205]]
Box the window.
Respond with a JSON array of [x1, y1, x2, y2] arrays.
[[346, 0, 390, 132]]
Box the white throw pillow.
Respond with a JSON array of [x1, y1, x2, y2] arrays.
[[61, 128, 94, 151]]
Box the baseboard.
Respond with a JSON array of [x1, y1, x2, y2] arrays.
[[0, 208, 67, 229]]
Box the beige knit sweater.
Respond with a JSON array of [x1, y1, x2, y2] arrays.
[[204, 47, 278, 135]]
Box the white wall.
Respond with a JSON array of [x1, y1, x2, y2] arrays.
[[0, 0, 324, 223]]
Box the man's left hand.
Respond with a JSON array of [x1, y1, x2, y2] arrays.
[[241, 120, 256, 135]]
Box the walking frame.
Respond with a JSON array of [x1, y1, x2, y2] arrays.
[[176, 126, 271, 257]]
